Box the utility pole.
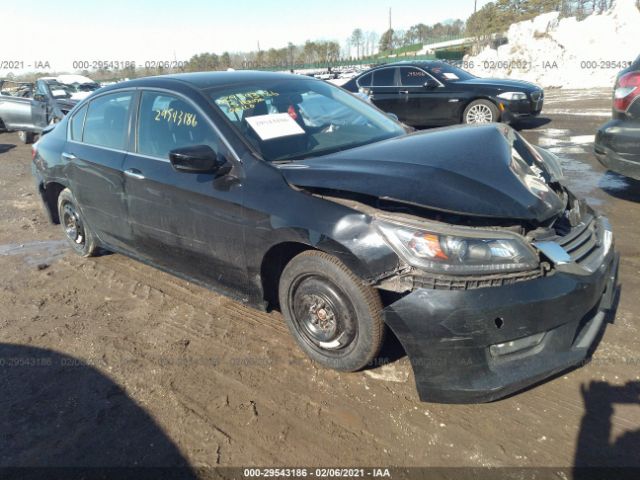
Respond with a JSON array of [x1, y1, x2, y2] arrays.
[[474, 0, 477, 14], [389, 7, 392, 30]]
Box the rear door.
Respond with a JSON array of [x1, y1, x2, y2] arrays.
[[367, 67, 402, 117], [65, 90, 134, 249], [122, 90, 248, 292]]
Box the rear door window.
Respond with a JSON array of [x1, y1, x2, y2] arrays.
[[357, 72, 372, 87], [83, 92, 133, 150], [373, 68, 396, 87], [69, 104, 88, 141]]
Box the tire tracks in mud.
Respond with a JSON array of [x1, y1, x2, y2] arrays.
[[69, 253, 425, 463]]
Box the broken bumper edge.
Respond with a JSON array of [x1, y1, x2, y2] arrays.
[[382, 250, 619, 404]]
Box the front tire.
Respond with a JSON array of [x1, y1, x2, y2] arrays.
[[57, 188, 99, 257], [463, 99, 499, 124], [279, 251, 385, 371]]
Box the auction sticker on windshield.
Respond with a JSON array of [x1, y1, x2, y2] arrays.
[[245, 113, 305, 141]]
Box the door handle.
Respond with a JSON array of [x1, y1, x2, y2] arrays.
[[399, 90, 409, 95], [61, 152, 77, 160], [124, 168, 145, 180]]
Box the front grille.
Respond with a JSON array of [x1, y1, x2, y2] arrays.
[[551, 212, 606, 272], [412, 269, 542, 291], [530, 90, 543, 111]]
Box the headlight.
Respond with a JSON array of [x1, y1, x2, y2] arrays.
[[497, 91, 527, 101], [376, 220, 539, 274]]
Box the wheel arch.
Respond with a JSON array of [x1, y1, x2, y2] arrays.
[[39, 181, 68, 224], [461, 96, 501, 123], [258, 234, 385, 311]]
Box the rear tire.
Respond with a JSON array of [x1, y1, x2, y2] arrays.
[[278, 251, 385, 372], [463, 99, 499, 124], [57, 188, 99, 257], [18, 130, 35, 144]]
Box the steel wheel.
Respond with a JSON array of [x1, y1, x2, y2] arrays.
[[465, 103, 494, 123], [289, 274, 358, 352], [61, 202, 86, 247], [56, 188, 99, 257], [278, 251, 384, 372]]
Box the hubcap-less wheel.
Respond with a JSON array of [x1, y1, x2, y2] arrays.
[[62, 202, 85, 247], [466, 104, 494, 123], [289, 275, 357, 352]]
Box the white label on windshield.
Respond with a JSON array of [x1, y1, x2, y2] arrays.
[[443, 73, 459, 80], [245, 113, 304, 141], [51, 89, 67, 96]]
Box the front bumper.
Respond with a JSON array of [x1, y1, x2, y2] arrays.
[[594, 119, 640, 180], [498, 96, 543, 122], [382, 247, 619, 403]]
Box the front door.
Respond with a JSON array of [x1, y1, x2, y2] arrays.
[[0, 94, 47, 132], [396, 67, 460, 127], [123, 90, 247, 294]]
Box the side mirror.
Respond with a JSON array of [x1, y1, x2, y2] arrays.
[[169, 145, 226, 174], [33, 93, 47, 102], [423, 78, 439, 89], [386, 112, 399, 122]]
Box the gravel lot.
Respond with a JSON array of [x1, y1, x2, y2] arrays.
[[1, 89, 639, 472]]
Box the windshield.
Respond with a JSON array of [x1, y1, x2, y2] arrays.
[[66, 83, 100, 93], [208, 77, 406, 162], [426, 64, 476, 82], [47, 82, 73, 99]]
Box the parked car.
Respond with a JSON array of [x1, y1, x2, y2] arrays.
[[594, 55, 640, 180], [0, 78, 78, 143], [341, 61, 544, 127], [32, 71, 618, 403]]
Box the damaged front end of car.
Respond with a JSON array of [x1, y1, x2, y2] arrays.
[[280, 124, 619, 403]]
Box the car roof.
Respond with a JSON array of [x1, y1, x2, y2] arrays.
[[99, 70, 305, 93], [371, 60, 449, 70]]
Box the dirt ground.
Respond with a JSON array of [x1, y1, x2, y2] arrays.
[[1, 89, 639, 472]]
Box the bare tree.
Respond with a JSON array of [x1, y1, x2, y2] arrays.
[[351, 28, 364, 59]]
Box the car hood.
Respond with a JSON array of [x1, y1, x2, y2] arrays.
[[457, 77, 541, 92], [279, 124, 565, 223]]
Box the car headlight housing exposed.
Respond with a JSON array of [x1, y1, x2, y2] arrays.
[[497, 91, 527, 101], [376, 220, 539, 274]]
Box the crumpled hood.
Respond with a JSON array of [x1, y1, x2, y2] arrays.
[[279, 124, 565, 222]]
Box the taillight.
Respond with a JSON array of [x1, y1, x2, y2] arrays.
[[613, 71, 640, 112], [31, 143, 38, 160]]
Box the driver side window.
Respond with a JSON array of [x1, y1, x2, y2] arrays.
[[137, 91, 224, 160], [399, 67, 429, 87]]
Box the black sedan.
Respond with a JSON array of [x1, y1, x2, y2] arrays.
[[595, 55, 640, 180], [342, 61, 544, 127], [32, 71, 617, 403]]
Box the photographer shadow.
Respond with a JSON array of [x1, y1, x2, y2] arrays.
[[0, 343, 196, 477], [574, 380, 640, 479]]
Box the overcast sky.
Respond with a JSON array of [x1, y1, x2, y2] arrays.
[[2, 0, 491, 74]]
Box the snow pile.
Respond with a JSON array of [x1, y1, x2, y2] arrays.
[[464, 0, 640, 88]]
